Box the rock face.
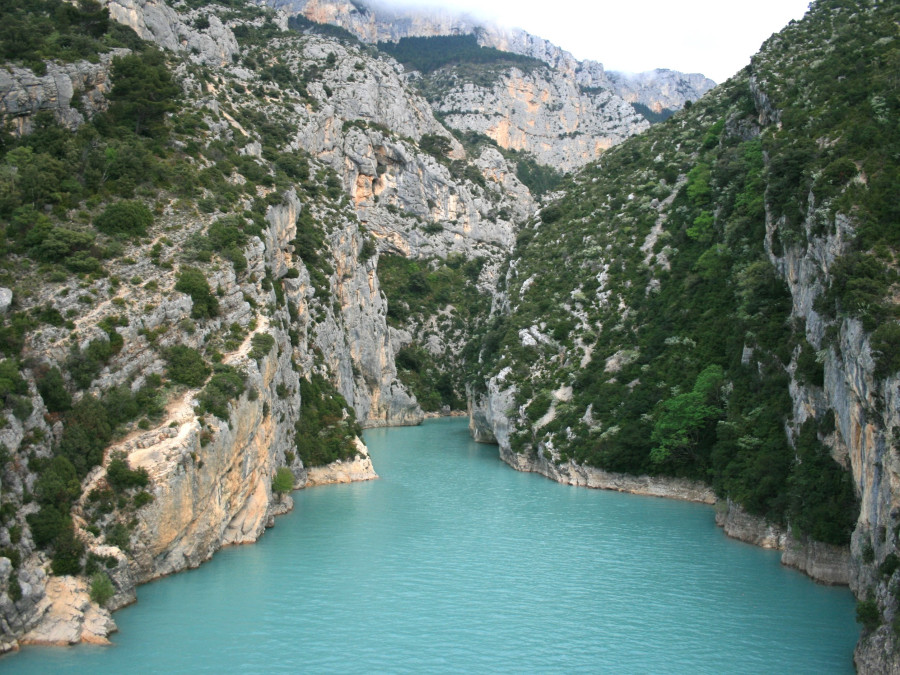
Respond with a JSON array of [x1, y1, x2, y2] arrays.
[[20, 577, 116, 647], [0, 52, 123, 132], [258, 0, 714, 171], [100, 0, 239, 66], [715, 501, 850, 585], [434, 68, 648, 172], [274, 34, 532, 259], [125, 325, 301, 581], [605, 69, 717, 113]]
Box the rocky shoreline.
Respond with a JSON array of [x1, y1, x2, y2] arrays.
[[303, 439, 379, 487], [468, 379, 852, 587], [7, 444, 376, 654], [477, 417, 851, 586]]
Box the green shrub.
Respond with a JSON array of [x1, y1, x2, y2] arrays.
[[50, 524, 84, 576], [7, 574, 22, 602], [36, 366, 72, 412], [271, 467, 294, 497], [89, 572, 115, 606], [133, 491, 154, 508], [104, 522, 130, 551], [787, 420, 858, 545], [857, 598, 881, 633], [33, 456, 80, 508], [175, 267, 219, 319], [197, 365, 246, 419], [105, 452, 149, 491], [879, 553, 900, 578], [871, 323, 900, 380], [26, 505, 68, 548], [164, 345, 210, 387], [57, 395, 113, 477], [795, 340, 824, 387], [249, 333, 275, 361], [94, 200, 153, 237], [108, 49, 180, 137], [0, 360, 28, 400]]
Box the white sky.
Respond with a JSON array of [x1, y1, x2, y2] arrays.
[[383, 0, 812, 83]]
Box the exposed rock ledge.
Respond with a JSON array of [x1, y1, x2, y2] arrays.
[[303, 439, 379, 487], [497, 441, 716, 504], [20, 577, 117, 648], [715, 500, 850, 585]]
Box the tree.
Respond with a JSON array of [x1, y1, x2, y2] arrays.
[[108, 49, 180, 137], [105, 451, 149, 492], [90, 572, 115, 606], [37, 366, 72, 413], [650, 365, 725, 468], [272, 467, 294, 500], [93, 200, 152, 237], [164, 345, 210, 387]]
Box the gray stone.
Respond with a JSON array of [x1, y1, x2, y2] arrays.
[[0, 288, 12, 314]]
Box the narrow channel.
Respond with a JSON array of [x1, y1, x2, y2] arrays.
[[3, 418, 858, 673]]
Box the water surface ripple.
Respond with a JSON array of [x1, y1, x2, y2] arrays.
[[4, 418, 858, 673]]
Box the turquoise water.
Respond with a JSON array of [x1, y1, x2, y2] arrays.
[[4, 418, 858, 673]]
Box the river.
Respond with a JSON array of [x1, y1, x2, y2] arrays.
[[3, 417, 858, 673]]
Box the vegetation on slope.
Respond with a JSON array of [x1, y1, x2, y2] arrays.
[[0, 0, 144, 74], [465, 0, 900, 547], [377, 254, 488, 411], [376, 34, 545, 76], [0, 0, 377, 581]]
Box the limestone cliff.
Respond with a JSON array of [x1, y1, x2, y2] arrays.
[[605, 69, 717, 113], [0, 52, 123, 134], [100, 0, 240, 66], [433, 68, 647, 172], [257, 0, 714, 171]]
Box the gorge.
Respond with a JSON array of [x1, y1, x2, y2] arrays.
[[0, 0, 897, 671]]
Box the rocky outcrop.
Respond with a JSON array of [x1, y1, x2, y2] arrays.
[[100, 0, 239, 66], [605, 69, 716, 113], [303, 439, 377, 486], [715, 501, 850, 585], [267, 35, 530, 259], [0, 52, 124, 132], [20, 577, 116, 647], [435, 68, 648, 172], [125, 333, 300, 581]]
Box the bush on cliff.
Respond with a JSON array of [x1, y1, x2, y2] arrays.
[[93, 200, 153, 237], [196, 365, 246, 420], [175, 266, 219, 320], [164, 345, 210, 387], [272, 467, 294, 499]]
